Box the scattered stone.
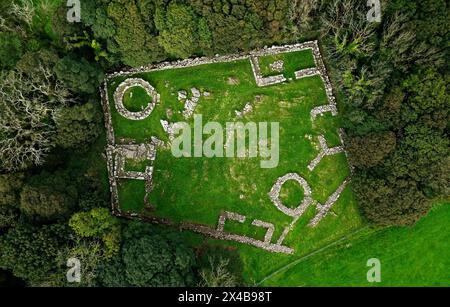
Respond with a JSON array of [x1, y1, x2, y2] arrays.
[[191, 87, 201, 98], [235, 102, 253, 118], [178, 90, 187, 100], [269, 60, 284, 72]]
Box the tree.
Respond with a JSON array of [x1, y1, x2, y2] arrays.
[[197, 17, 212, 51], [79, 0, 167, 67], [54, 102, 102, 150], [55, 239, 104, 287], [0, 32, 23, 70], [98, 222, 197, 286], [0, 173, 24, 229], [0, 66, 72, 171], [156, 3, 199, 58], [20, 170, 78, 221], [53, 56, 104, 94], [199, 256, 239, 287], [354, 176, 431, 226], [69, 208, 121, 259], [0, 223, 68, 282], [347, 132, 396, 168]]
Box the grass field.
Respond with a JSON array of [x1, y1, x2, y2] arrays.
[[258, 49, 316, 78], [260, 203, 450, 286]]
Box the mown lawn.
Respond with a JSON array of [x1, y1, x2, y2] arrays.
[[105, 53, 364, 283], [260, 203, 450, 286]]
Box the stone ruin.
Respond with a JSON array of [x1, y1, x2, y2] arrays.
[[307, 135, 344, 171], [113, 78, 159, 120], [269, 60, 284, 72], [112, 143, 157, 209], [268, 173, 313, 218], [100, 41, 352, 255], [235, 102, 253, 118], [178, 87, 203, 119]]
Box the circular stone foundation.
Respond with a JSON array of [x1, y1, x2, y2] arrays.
[[113, 78, 159, 120], [269, 173, 313, 217]]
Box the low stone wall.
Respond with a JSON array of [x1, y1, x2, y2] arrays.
[[295, 67, 320, 79], [307, 135, 344, 171], [100, 40, 348, 255], [113, 78, 159, 120], [268, 173, 313, 217], [308, 178, 349, 227]]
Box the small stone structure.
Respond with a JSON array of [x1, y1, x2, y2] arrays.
[[112, 143, 157, 211], [269, 60, 284, 72], [235, 102, 253, 118], [113, 78, 159, 120], [179, 87, 202, 118], [268, 173, 313, 217], [250, 55, 286, 87]]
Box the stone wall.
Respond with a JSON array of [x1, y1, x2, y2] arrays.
[[113, 78, 159, 120], [100, 40, 349, 255]]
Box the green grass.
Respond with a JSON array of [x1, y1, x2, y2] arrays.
[[105, 53, 363, 284], [260, 203, 450, 286], [279, 179, 305, 209], [124, 158, 149, 173], [123, 86, 152, 112], [258, 49, 316, 79]]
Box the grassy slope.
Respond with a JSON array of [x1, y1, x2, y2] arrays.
[[261, 203, 450, 286]]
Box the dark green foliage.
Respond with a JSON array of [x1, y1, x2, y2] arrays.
[[354, 176, 431, 226], [0, 32, 23, 70], [0, 174, 24, 229], [80, 0, 166, 67], [346, 132, 396, 168], [20, 170, 78, 222], [54, 56, 104, 94], [98, 222, 197, 286], [0, 223, 69, 282], [55, 102, 102, 150], [155, 2, 199, 58], [74, 0, 293, 66]]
